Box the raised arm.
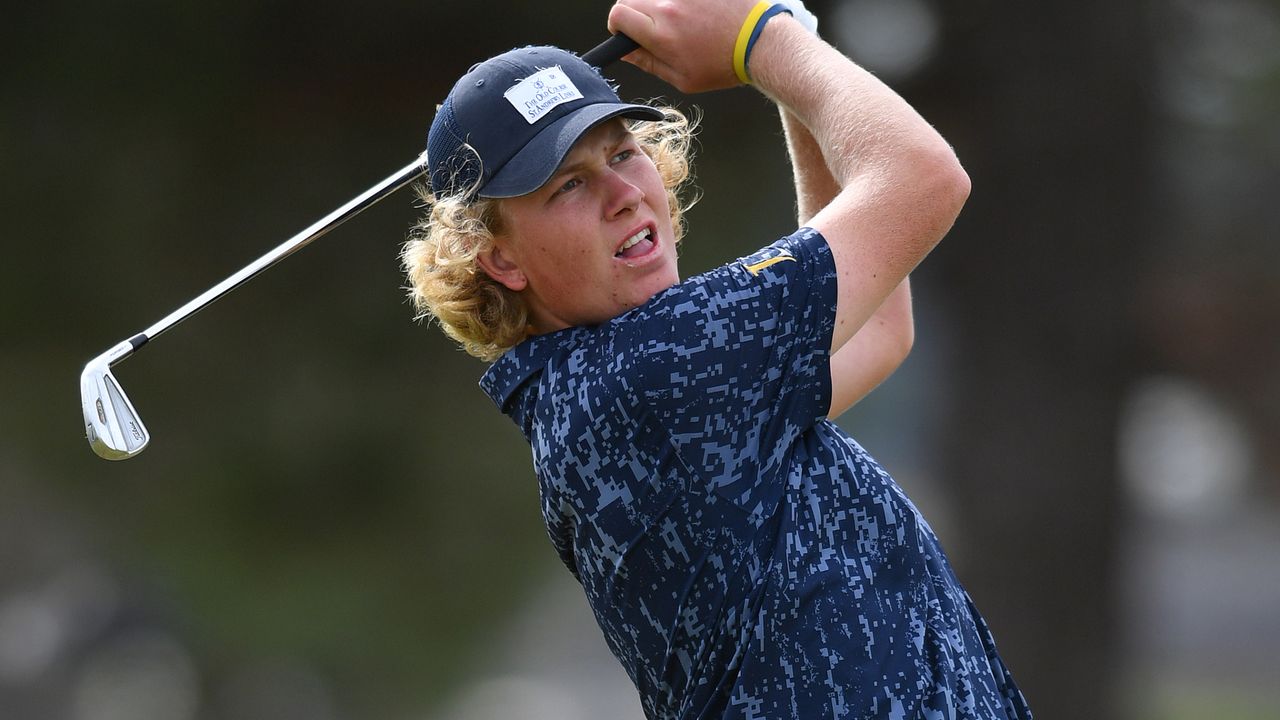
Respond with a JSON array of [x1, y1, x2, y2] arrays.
[[609, 1, 968, 357], [755, 20, 966, 357], [780, 109, 915, 418]]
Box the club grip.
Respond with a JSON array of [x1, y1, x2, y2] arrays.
[[582, 33, 639, 67]]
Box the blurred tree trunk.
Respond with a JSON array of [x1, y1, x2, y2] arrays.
[[918, 3, 1155, 718]]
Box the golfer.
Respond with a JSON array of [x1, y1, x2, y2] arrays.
[[403, 0, 1032, 717]]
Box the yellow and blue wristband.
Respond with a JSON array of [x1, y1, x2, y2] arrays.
[[733, 1, 795, 85]]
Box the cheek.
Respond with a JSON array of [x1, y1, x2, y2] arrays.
[[643, 177, 671, 221], [528, 229, 600, 293]]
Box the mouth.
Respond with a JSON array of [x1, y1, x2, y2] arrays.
[[615, 225, 656, 260]]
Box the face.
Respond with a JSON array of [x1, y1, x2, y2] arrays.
[[480, 119, 679, 333]]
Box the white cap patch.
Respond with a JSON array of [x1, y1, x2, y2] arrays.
[[504, 66, 584, 124]]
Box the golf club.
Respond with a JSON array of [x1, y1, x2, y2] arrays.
[[81, 33, 639, 460]]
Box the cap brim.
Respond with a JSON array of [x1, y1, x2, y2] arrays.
[[478, 103, 665, 199]]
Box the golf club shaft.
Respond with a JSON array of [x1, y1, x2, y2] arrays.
[[108, 33, 638, 368], [119, 157, 426, 361]]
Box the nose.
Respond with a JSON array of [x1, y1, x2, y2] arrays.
[[602, 168, 643, 219]]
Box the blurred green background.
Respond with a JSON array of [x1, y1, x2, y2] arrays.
[[4, 0, 1278, 718]]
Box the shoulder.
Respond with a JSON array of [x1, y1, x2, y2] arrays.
[[649, 227, 834, 318], [739, 226, 834, 280]]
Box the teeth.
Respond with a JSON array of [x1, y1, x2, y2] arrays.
[[618, 228, 651, 253]]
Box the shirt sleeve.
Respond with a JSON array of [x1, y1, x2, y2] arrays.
[[619, 227, 838, 515]]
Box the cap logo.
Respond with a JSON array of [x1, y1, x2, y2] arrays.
[[503, 66, 584, 124]]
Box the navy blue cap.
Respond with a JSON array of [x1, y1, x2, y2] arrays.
[[427, 46, 663, 200]]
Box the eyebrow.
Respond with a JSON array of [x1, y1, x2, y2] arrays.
[[548, 123, 632, 181]]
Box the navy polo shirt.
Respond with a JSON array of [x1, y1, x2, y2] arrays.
[[480, 228, 1031, 720]]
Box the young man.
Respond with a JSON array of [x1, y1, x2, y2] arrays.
[[403, 0, 1032, 717]]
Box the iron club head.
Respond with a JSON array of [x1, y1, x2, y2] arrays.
[[80, 342, 149, 460]]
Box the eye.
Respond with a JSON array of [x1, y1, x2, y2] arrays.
[[611, 148, 635, 165], [552, 177, 581, 197]]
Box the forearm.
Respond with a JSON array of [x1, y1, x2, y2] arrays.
[[752, 18, 961, 192], [779, 108, 839, 224]]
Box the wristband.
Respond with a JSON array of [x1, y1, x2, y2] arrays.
[[733, 2, 792, 85]]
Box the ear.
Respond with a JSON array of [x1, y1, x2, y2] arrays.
[[476, 239, 528, 292]]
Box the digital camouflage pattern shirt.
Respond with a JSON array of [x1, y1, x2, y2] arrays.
[[480, 228, 1032, 720]]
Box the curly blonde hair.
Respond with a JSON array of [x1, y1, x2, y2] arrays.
[[401, 106, 698, 361]]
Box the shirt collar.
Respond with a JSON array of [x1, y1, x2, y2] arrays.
[[479, 328, 576, 416]]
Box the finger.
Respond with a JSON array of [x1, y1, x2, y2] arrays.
[[608, 2, 658, 47], [620, 46, 656, 75], [624, 51, 696, 94]]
